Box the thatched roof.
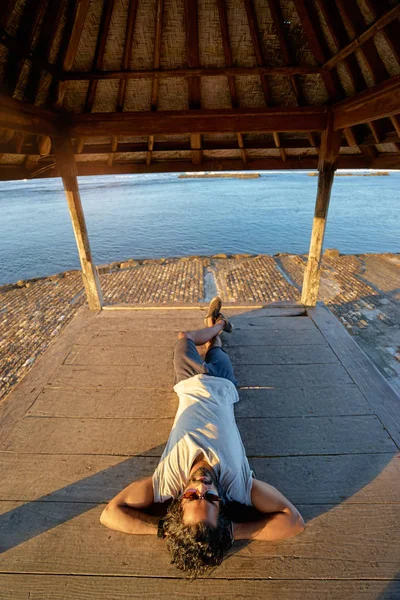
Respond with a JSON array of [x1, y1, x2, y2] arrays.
[[0, 0, 400, 179]]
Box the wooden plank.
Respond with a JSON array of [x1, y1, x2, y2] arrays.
[[235, 385, 371, 417], [0, 574, 398, 599], [1, 417, 173, 455], [229, 344, 338, 365], [64, 345, 173, 366], [77, 329, 180, 346], [238, 415, 395, 456], [333, 74, 400, 129], [0, 454, 159, 502], [28, 388, 178, 419], [301, 116, 342, 306], [250, 453, 400, 505], [235, 363, 353, 387], [69, 107, 329, 137], [0, 307, 98, 448], [308, 304, 400, 448], [323, 5, 400, 71], [116, 0, 139, 111], [1, 501, 399, 579], [2, 452, 398, 505], [224, 328, 326, 346], [47, 364, 174, 389], [3, 414, 394, 456], [53, 138, 103, 310]]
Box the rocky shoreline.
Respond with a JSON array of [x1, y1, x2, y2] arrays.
[[1, 251, 399, 403]]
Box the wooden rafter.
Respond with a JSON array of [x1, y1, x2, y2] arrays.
[[53, 0, 91, 108], [336, 0, 388, 85], [216, 0, 247, 164], [24, 0, 65, 105], [267, 0, 318, 152], [70, 106, 328, 137], [316, 0, 368, 93], [0, 0, 14, 29], [64, 65, 321, 80], [1, 136, 334, 156], [244, 0, 286, 162], [364, 0, 400, 141], [108, 0, 139, 166], [0, 29, 60, 80], [0, 95, 62, 137], [84, 0, 116, 113], [365, 0, 400, 65], [334, 74, 400, 130], [1, 0, 48, 95], [146, 0, 164, 167], [323, 4, 400, 71], [9, 152, 398, 181], [184, 0, 202, 165], [293, 0, 359, 150]]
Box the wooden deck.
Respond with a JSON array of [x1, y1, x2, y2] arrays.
[[1, 303, 400, 599]]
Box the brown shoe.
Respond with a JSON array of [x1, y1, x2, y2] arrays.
[[204, 296, 222, 326], [216, 313, 234, 333]]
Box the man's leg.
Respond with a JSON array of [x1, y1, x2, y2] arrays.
[[178, 321, 225, 346]]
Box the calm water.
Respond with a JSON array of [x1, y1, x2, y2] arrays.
[[0, 171, 399, 285]]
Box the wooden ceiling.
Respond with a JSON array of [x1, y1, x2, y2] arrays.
[[0, 0, 400, 179]]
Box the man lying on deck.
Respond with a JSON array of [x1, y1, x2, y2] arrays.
[[100, 297, 305, 575]]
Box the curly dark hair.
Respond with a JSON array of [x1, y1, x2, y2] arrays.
[[163, 499, 232, 577]]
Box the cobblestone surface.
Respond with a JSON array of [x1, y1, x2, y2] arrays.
[[214, 255, 300, 303], [0, 273, 85, 401], [1, 252, 399, 403]]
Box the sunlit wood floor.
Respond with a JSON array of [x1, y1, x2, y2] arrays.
[[1, 303, 399, 599]]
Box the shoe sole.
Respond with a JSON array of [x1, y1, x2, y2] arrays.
[[204, 296, 222, 325]]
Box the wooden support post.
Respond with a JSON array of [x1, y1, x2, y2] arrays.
[[301, 118, 342, 306], [53, 138, 103, 310]]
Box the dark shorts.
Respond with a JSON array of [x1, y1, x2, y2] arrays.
[[174, 337, 237, 387]]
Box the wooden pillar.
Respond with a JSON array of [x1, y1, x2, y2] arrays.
[[301, 118, 342, 306], [54, 138, 103, 310]]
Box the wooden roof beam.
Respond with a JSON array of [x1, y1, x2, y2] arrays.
[[70, 107, 328, 137], [184, 0, 202, 165], [53, 0, 91, 108], [333, 74, 400, 130], [0, 95, 64, 137], [323, 4, 400, 71], [244, 0, 286, 162], [293, 0, 360, 148], [84, 0, 116, 113], [12, 153, 400, 181], [365, 0, 400, 66], [268, 0, 317, 152], [216, 0, 247, 164], [63, 65, 321, 80], [336, 0, 388, 85], [146, 0, 164, 167]]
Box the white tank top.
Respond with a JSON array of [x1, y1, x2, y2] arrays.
[[152, 374, 253, 505]]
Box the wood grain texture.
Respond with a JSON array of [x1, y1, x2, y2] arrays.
[[28, 388, 178, 418], [309, 304, 400, 448], [47, 364, 174, 389], [1, 502, 400, 579], [230, 344, 338, 365], [0, 574, 397, 599], [1, 452, 398, 505], [235, 363, 352, 387], [235, 385, 371, 417], [2, 414, 395, 456]]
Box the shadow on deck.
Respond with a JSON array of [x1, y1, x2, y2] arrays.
[[0, 303, 399, 599]]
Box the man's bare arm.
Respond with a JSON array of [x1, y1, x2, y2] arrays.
[[234, 479, 305, 541], [100, 475, 158, 535]]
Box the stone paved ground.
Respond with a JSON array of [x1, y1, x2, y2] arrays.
[[1, 253, 399, 402]]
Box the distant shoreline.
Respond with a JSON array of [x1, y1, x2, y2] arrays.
[[179, 173, 260, 179], [308, 171, 390, 176]]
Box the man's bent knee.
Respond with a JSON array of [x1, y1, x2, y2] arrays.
[[178, 331, 193, 341]]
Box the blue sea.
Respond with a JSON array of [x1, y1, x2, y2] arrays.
[[0, 171, 399, 285]]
